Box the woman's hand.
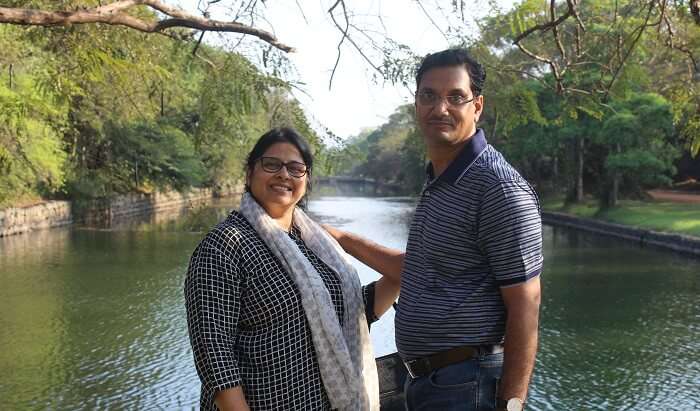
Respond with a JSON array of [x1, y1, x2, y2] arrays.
[[215, 386, 250, 411]]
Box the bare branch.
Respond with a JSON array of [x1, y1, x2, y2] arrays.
[[603, 0, 658, 99], [416, 0, 449, 43], [662, 14, 698, 73], [328, 0, 349, 90], [512, 7, 573, 44], [328, 0, 383, 89], [0, 0, 294, 52], [550, 0, 567, 65], [515, 42, 564, 92], [566, 0, 585, 32]]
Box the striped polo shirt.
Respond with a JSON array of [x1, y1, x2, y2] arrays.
[[395, 129, 543, 360]]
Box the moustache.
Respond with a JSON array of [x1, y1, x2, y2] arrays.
[[427, 118, 454, 126]]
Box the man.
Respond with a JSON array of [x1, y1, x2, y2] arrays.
[[325, 48, 542, 411]]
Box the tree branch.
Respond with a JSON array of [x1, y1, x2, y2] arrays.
[[550, 0, 567, 65], [515, 42, 563, 93], [512, 7, 573, 44], [327, 0, 383, 89], [603, 0, 657, 99], [0, 0, 294, 52]]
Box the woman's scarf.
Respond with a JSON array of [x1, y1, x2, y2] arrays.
[[239, 192, 379, 411]]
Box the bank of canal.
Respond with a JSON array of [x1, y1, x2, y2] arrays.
[[1, 196, 698, 410]]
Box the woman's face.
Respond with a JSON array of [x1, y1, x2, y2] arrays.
[[247, 142, 308, 216]]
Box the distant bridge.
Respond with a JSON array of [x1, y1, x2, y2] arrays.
[[315, 176, 403, 194]]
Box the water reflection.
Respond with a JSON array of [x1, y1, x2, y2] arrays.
[[0, 197, 698, 410]]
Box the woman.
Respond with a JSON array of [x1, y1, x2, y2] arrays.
[[184, 128, 400, 411]]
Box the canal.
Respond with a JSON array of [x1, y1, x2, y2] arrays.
[[0, 195, 698, 410]]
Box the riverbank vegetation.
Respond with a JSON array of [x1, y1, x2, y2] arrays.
[[0, 3, 321, 208], [542, 196, 700, 237]]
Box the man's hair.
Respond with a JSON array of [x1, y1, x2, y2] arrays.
[[415, 48, 486, 97]]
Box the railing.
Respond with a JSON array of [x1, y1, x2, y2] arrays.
[[376, 352, 408, 410]]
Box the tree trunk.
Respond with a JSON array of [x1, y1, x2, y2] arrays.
[[609, 143, 622, 208], [490, 108, 499, 143], [8, 63, 13, 89], [574, 136, 584, 202], [610, 173, 619, 208]]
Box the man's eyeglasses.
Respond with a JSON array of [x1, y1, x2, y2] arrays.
[[259, 157, 308, 178], [416, 91, 475, 107]]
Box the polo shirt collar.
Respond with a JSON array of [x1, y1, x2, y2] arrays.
[[426, 128, 488, 185]]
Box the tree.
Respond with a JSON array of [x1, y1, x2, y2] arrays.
[[596, 93, 679, 207]]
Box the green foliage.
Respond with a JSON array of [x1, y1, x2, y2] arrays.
[[105, 120, 206, 192], [320, 105, 425, 194], [0, 8, 320, 206], [599, 93, 679, 191], [0, 78, 67, 206]]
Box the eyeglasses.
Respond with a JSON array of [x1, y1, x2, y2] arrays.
[[259, 157, 308, 178], [416, 91, 475, 107]]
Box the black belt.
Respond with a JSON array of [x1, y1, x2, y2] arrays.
[[403, 344, 504, 379]]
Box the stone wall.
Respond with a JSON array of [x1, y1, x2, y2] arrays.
[[80, 188, 216, 227], [0, 186, 242, 238], [0, 201, 73, 238], [542, 211, 700, 257]]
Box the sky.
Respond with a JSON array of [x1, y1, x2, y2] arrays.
[[176, 1, 513, 140]]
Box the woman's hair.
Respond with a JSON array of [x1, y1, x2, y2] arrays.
[[244, 127, 314, 198]]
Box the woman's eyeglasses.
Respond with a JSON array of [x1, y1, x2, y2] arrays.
[[259, 157, 308, 178]]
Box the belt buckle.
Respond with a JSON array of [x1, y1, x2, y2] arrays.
[[404, 358, 428, 379]]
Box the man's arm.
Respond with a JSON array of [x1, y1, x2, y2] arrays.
[[323, 224, 405, 283], [498, 276, 541, 404]]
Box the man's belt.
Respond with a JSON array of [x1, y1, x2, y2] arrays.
[[403, 344, 504, 379]]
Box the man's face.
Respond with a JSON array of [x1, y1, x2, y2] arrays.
[[415, 65, 483, 149]]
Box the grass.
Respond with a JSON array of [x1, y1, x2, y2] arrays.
[[542, 196, 700, 238]]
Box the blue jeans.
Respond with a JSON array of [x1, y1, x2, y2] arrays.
[[404, 352, 503, 411]]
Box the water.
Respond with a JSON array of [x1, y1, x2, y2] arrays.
[[0, 196, 698, 410]]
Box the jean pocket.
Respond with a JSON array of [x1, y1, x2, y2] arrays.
[[427, 361, 479, 390], [480, 352, 504, 369]]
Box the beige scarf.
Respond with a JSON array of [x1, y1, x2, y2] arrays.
[[239, 193, 379, 411]]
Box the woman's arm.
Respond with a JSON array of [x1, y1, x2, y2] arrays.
[[185, 235, 249, 409], [372, 276, 400, 319]]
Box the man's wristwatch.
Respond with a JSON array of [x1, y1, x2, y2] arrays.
[[496, 397, 525, 411]]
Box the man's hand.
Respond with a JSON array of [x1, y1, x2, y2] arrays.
[[321, 223, 345, 245], [321, 224, 405, 283]]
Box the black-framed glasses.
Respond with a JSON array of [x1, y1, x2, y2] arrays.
[[259, 157, 308, 178], [416, 91, 475, 107]]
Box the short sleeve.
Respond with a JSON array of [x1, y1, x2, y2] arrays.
[[477, 180, 543, 287], [362, 281, 379, 327], [184, 232, 244, 402]]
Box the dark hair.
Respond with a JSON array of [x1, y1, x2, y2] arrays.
[[244, 127, 314, 196], [415, 48, 486, 97]]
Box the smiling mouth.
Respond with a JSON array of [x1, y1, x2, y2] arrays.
[[270, 184, 292, 193], [428, 120, 453, 127]]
